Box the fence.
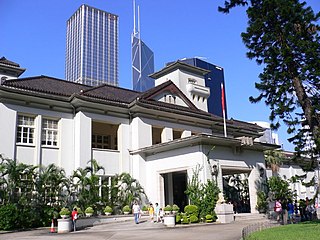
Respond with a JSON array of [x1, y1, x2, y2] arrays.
[[242, 220, 280, 239]]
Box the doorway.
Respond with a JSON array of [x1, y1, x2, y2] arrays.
[[163, 171, 188, 211]]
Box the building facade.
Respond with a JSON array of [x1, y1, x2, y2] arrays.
[[65, 4, 119, 86], [168, 58, 227, 118], [131, 3, 154, 92], [0, 60, 276, 213]]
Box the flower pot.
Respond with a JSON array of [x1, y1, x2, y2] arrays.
[[105, 212, 111, 216], [123, 212, 130, 215], [61, 215, 69, 219], [165, 211, 171, 215], [85, 213, 93, 217]]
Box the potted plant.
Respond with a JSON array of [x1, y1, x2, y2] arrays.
[[164, 205, 172, 214], [122, 205, 131, 214], [85, 207, 94, 217], [59, 207, 70, 219], [172, 204, 180, 213], [104, 206, 112, 216]]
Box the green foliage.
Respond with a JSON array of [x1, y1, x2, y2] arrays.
[[122, 205, 131, 213], [181, 214, 189, 224], [59, 207, 70, 216], [218, 0, 320, 162], [142, 205, 148, 211], [85, 207, 94, 214], [205, 214, 213, 223], [0, 156, 149, 230], [185, 165, 220, 218], [189, 215, 199, 223], [164, 205, 172, 211], [184, 205, 199, 216], [175, 213, 182, 223], [268, 176, 293, 201], [256, 190, 268, 214], [104, 206, 112, 213], [0, 204, 19, 230], [172, 204, 180, 212]]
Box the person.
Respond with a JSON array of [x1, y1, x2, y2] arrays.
[[306, 201, 315, 221], [159, 208, 164, 223], [132, 201, 141, 224], [71, 207, 78, 231], [287, 200, 294, 224], [274, 199, 282, 222], [148, 203, 154, 223], [154, 203, 160, 223]]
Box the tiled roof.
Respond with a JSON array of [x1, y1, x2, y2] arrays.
[[0, 57, 20, 67], [3, 76, 92, 97], [81, 84, 140, 103]]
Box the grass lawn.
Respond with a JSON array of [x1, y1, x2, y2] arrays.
[[245, 221, 320, 240]]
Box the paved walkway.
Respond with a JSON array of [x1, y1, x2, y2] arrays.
[[0, 216, 268, 240]]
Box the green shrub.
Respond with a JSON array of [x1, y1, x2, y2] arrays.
[[164, 205, 172, 211], [122, 205, 131, 213], [184, 205, 199, 216], [0, 204, 19, 230], [190, 215, 199, 223], [205, 214, 213, 223], [175, 213, 182, 223], [104, 206, 112, 213], [85, 207, 94, 214], [59, 207, 70, 216], [142, 205, 148, 211], [181, 215, 189, 224], [172, 204, 180, 212]]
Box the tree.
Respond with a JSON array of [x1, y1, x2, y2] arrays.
[[218, 0, 320, 166], [264, 150, 285, 175]]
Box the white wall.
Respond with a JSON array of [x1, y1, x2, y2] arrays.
[[0, 103, 17, 159]]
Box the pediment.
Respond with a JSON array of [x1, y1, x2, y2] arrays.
[[139, 80, 198, 110]]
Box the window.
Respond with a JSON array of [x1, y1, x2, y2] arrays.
[[42, 119, 58, 146], [17, 115, 35, 144], [92, 134, 111, 149]]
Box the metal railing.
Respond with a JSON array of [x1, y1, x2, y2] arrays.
[[242, 220, 280, 239]]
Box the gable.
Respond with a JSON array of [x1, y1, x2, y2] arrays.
[[140, 80, 198, 110]]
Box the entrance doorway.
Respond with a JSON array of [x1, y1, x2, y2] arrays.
[[222, 169, 251, 213], [162, 171, 188, 211]]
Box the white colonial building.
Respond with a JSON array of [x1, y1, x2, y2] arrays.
[[0, 58, 277, 213]]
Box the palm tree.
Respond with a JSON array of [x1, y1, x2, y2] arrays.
[[116, 173, 146, 207], [37, 164, 69, 207], [0, 156, 37, 204], [264, 150, 285, 176]]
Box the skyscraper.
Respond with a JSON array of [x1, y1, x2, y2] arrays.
[[168, 58, 228, 118], [66, 4, 119, 86], [131, 2, 154, 92]]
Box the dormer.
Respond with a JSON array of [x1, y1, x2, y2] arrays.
[[150, 61, 210, 112]]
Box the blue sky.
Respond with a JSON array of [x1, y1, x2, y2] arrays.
[[1, 0, 319, 151]]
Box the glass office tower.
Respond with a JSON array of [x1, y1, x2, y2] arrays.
[[131, 3, 154, 92], [66, 4, 119, 86]]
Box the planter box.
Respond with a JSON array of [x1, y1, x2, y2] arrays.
[[58, 218, 71, 233], [215, 203, 234, 224], [163, 214, 175, 227]]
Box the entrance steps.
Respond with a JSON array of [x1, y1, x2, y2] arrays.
[[234, 213, 267, 222]]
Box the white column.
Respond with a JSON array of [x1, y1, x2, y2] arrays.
[[181, 130, 191, 138], [34, 115, 42, 166], [161, 127, 173, 143], [248, 167, 259, 213], [74, 112, 91, 169], [0, 104, 17, 159]]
